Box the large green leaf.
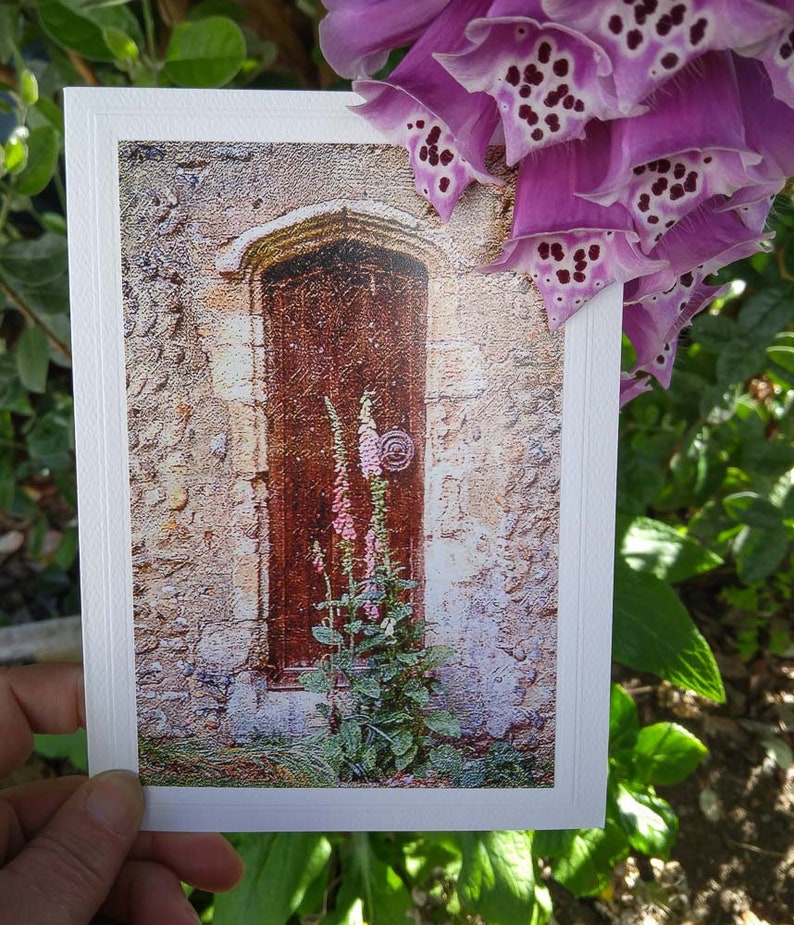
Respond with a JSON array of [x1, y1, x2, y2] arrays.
[[535, 823, 628, 898], [457, 831, 547, 925], [738, 287, 794, 344], [723, 492, 783, 530], [619, 514, 723, 583], [213, 833, 332, 925], [631, 722, 707, 786], [608, 683, 639, 755], [34, 728, 87, 770], [38, 0, 142, 62], [163, 16, 246, 87], [327, 834, 412, 925], [613, 558, 725, 702], [0, 233, 68, 287]]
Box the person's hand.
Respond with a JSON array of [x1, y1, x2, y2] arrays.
[[0, 663, 244, 924]]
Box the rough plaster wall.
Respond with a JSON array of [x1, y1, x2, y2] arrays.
[[119, 141, 562, 769]]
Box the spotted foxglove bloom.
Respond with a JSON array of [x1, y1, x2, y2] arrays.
[[736, 0, 794, 106], [437, 9, 624, 164], [579, 53, 759, 250], [354, 0, 500, 219], [541, 0, 788, 110], [489, 121, 666, 328], [623, 271, 729, 387]]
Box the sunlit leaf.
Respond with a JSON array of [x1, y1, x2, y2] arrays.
[[614, 782, 678, 859], [613, 558, 725, 702], [619, 514, 723, 583], [38, 0, 142, 62], [631, 722, 707, 786]]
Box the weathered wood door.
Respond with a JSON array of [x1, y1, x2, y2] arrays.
[[263, 238, 427, 683]]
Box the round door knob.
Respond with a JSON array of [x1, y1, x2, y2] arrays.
[[379, 430, 414, 472]]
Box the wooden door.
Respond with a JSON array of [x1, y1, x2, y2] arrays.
[[263, 238, 427, 683]]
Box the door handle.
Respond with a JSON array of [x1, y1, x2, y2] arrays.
[[379, 430, 414, 472]]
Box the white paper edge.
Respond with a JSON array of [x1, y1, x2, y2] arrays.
[[65, 87, 620, 832]]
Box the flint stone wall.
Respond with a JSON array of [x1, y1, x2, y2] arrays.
[[119, 141, 563, 767]]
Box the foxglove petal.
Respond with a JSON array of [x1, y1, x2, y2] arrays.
[[624, 271, 729, 386], [735, 0, 794, 107], [620, 372, 653, 406], [353, 0, 500, 220], [319, 0, 452, 78], [542, 0, 789, 109], [579, 53, 759, 250], [630, 199, 768, 301], [489, 124, 667, 328], [437, 13, 624, 165]]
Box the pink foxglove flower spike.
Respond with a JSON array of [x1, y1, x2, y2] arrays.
[[353, 0, 500, 220], [489, 121, 666, 329], [736, 0, 794, 107]]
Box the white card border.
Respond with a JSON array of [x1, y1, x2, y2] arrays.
[[65, 87, 620, 832]]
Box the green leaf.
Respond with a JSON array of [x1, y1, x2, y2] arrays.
[[298, 669, 329, 694], [390, 729, 413, 757], [4, 136, 27, 174], [735, 525, 789, 584], [619, 514, 723, 583], [328, 833, 412, 925], [213, 833, 332, 925], [16, 126, 59, 196], [613, 558, 725, 702], [38, 0, 142, 62], [457, 831, 544, 925], [536, 823, 629, 898], [609, 683, 638, 754], [631, 722, 707, 786], [0, 233, 68, 287], [163, 17, 246, 87], [424, 710, 461, 738], [34, 728, 87, 770], [614, 783, 678, 859], [0, 353, 32, 415], [723, 492, 782, 530], [16, 326, 50, 393], [0, 7, 16, 62], [102, 25, 138, 63], [351, 675, 381, 700], [738, 287, 793, 344], [421, 644, 456, 669], [311, 624, 344, 646]]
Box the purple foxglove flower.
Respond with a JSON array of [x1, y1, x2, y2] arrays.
[[436, 8, 625, 166], [620, 371, 653, 406], [319, 0, 452, 79], [541, 0, 789, 110], [629, 197, 767, 302], [623, 271, 729, 387], [353, 0, 500, 220], [578, 53, 759, 251], [735, 0, 794, 107], [488, 122, 667, 329]]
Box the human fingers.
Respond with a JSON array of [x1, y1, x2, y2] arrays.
[[0, 777, 85, 864], [0, 770, 143, 925], [99, 859, 201, 925], [0, 663, 85, 777], [129, 831, 244, 893]]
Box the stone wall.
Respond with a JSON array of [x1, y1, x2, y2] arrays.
[[119, 141, 563, 769]]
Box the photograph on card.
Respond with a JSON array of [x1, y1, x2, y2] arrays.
[[119, 139, 562, 789]]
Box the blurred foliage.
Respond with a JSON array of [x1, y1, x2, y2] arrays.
[[1, 0, 790, 922]]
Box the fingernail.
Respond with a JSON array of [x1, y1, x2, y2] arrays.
[[83, 770, 144, 835], [181, 898, 201, 924]]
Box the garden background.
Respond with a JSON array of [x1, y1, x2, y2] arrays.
[[0, 1, 791, 922]]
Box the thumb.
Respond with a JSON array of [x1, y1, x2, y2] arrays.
[[0, 770, 144, 925]]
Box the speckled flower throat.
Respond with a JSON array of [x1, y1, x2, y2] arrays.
[[319, 0, 794, 402]]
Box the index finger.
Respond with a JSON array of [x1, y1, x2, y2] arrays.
[[0, 663, 85, 778]]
